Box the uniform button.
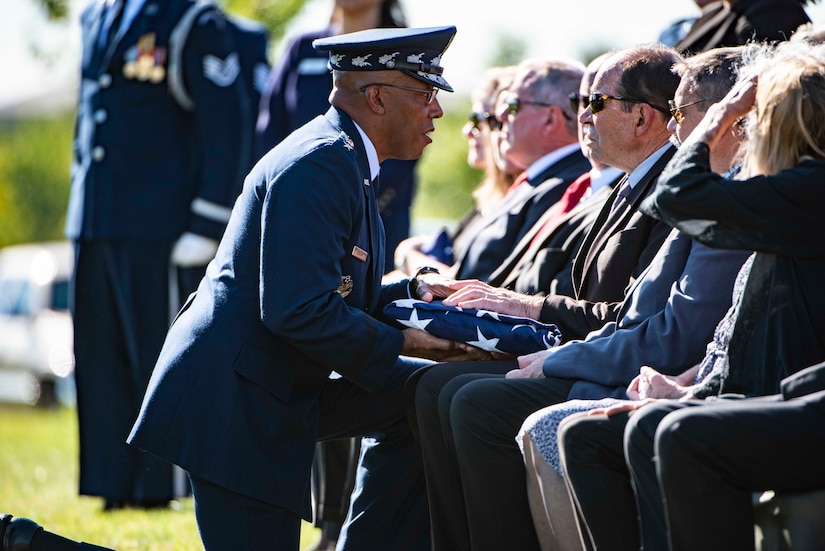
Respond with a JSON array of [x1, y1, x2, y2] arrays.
[[93, 109, 107, 124], [92, 146, 105, 162], [99, 74, 112, 88]]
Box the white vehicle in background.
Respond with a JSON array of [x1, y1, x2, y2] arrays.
[[0, 241, 74, 406]]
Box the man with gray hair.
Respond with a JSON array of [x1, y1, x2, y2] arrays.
[[452, 57, 590, 282]]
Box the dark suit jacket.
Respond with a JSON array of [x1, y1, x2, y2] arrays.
[[674, 0, 810, 55], [538, 146, 677, 341], [543, 229, 750, 399], [128, 107, 410, 519], [488, 178, 621, 299], [453, 148, 590, 282], [648, 141, 825, 397]]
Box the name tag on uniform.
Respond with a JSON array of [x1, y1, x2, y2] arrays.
[[352, 246, 368, 262]]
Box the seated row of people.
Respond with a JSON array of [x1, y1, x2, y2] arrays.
[[407, 42, 743, 550], [402, 37, 825, 551]]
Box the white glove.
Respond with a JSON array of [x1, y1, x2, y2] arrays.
[[171, 232, 219, 267]]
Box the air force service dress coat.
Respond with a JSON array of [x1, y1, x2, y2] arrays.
[[68, 0, 253, 504], [68, 0, 251, 242], [255, 28, 418, 272], [128, 107, 412, 518]]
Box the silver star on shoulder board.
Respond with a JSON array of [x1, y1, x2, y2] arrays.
[[342, 134, 355, 150]]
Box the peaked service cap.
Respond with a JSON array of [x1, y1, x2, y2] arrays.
[[313, 26, 457, 92]]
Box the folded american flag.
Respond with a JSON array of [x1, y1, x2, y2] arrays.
[[384, 299, 562, 355]]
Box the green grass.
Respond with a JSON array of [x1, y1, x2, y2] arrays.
[[0, 404, 320, 550]]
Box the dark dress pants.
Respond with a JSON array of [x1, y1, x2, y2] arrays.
[[311, 438, 357, 533], [409, 360, 518, 551], [557, 410, 639, 551], [560, 402, 693, 550], [624, 401, 704, 550], [655, 393, 825, 551], [190, 474, 301, 551], [187, 357, 431, 551], [319, 356, 434, 551], [72, 241, 177, 503], [447, 374, 575, 551]]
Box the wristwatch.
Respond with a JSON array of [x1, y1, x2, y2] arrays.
[[407, 266, 441, 298]]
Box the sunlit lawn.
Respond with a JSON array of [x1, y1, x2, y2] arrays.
[[0, 404, 320, 550]]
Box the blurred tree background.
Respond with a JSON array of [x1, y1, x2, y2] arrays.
[[1, 0, 526, 249], [0, 114, 74, 247]]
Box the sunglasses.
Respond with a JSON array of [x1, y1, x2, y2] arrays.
[[469, 111, 503, 131], [588, 93, 669, 116], [359, 83, 439, 105], [504, 96, 552, 116], [667, 97, 724, 125], [504, 96, 572, 120], [568, 92, 588, 113]]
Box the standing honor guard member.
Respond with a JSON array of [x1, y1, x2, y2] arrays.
[[68, 0, 255, 510], [129, 26, 463, 551]]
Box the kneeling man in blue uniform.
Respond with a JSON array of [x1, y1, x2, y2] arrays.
[[128, 26, 461, 550]]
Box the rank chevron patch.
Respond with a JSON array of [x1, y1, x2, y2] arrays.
[[203, 53, 240, 87]]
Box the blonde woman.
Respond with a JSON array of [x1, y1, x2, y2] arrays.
[[392, 66, 518, 276]]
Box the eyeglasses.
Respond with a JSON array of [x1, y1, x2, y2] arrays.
[[667, 97, 724, 125], [588, 93, 669, 115], [469, 111, 503, 131], [504, 96, 551, 115], [568, 92, 587, 113], [359, 83, 439, 105], [504, 96, 573, 120]]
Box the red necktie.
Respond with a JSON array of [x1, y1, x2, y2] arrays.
[[529, 172, 591, 248], [505, 171, 530, 198]]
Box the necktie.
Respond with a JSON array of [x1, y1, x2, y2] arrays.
[[505, 171, 529, 198], [529, 172, 591, 248], [610, 180, 632, 212]]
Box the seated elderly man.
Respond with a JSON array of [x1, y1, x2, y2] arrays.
[[485, 52, 625, 298], [451, 56, 591, 283]]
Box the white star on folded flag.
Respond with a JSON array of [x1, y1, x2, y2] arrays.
[[397, 307, 432, 330], [384, 299, 562, 355], [466, 327, 504, 353]]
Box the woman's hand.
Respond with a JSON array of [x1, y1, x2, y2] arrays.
[[690, 74, 758, 149], [626, 366, 691, 400]]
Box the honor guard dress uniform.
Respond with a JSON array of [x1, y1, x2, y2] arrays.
[[129, 26, 456, 551], [68, 0, 255, 508]]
